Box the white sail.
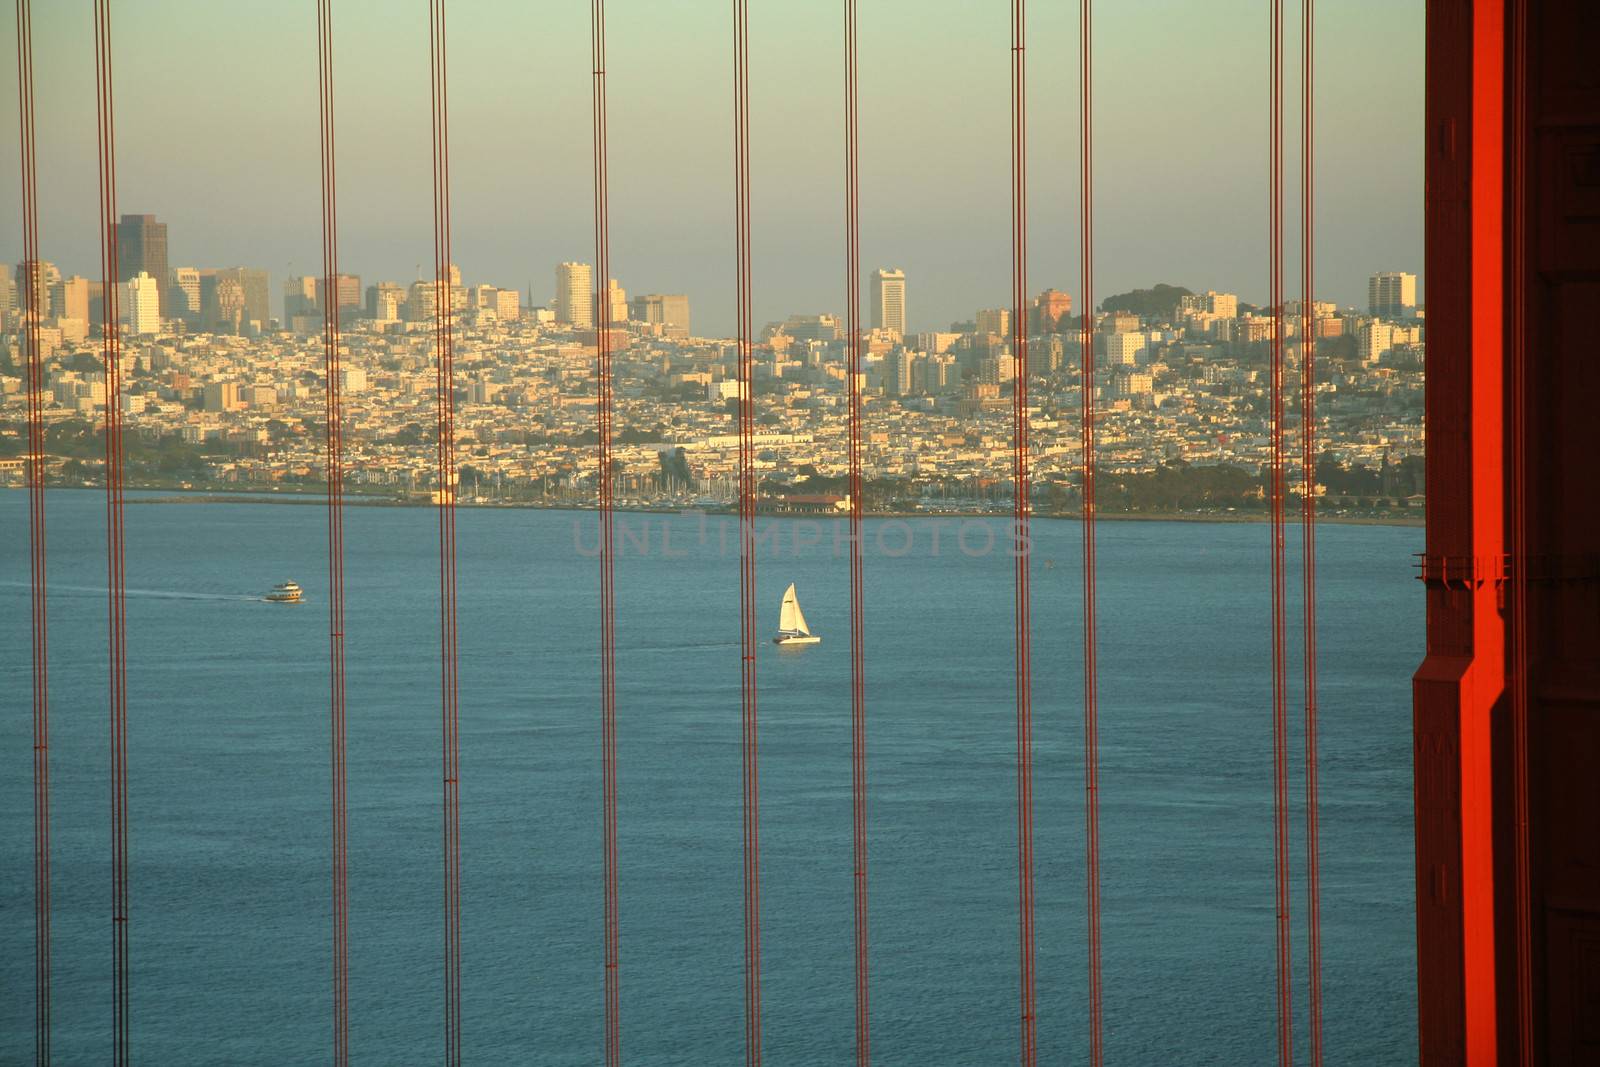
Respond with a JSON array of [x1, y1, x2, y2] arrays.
[[778, 583, 810, 635]]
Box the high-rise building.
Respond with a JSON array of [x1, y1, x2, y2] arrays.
[[1031, 288, 1072, 333], [493, 289, 520, 322], [197, 269, 266, 332], [124, 271, 161, 335], [884, 347, 916, 397], [316, 273, 362, 320], [198, 272, 240, 333], [975, 307, 1010, 338], [15, 259, 58, 317], [872, 268, 907, 338], [170, 267, 202, 323], [604, 279, 627, 326], [1106, 331, 1149, 366], [629, 293, 691, 338], [236, 268, 270, 327], [285, 276, 318, 321], [0, 272, 14, 327], [367, 282, 405, 322], [1204, 290, 1239, 318], [1368, 271, 1418, 318], [55, 276, 93, 324], [117, 215, 169, 318], [556, 262, 594, 327], [404, 280, 439, 323]]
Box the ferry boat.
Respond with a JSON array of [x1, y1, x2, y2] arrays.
[[772, 583, 820, 646], [265, 580, 303, 603]]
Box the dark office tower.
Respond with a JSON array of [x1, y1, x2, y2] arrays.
[[117, 214, 170, 318]]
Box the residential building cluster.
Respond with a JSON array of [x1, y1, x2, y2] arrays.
[[1, 213, 1423, 510]]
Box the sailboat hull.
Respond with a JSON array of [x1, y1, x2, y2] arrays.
[[772, 634, 821, 647]]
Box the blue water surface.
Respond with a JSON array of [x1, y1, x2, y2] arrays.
[[1, 490, 1420, 1064]]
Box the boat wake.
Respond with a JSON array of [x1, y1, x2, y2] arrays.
[[0, 581, 263, 603]]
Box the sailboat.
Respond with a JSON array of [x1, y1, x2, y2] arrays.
[[772, 583, 821, 646]]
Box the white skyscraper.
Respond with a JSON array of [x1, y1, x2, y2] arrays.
[[125, 271, 161, 335], [1368, 271, 1418, 318], [556, 262, 594, 328], [872, 268, 907, 338]]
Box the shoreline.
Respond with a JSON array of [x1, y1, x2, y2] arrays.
[[7, 484, 1423, 528]]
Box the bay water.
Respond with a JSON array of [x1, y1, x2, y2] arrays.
[[1, 490, 1420, 1063]]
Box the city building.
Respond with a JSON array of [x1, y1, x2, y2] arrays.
[[1368, 271, 1418, 318], [975, 307, 1009, 338], [202, 381, 243, 411], [316, 273, 362, 320], [198, 268, 267, 333], [604, 278, 627, 326], [1031, 288, 1073, 334], [367, 282, 405, 322], [232, 268, 270, 328], [170, 267, 202, 323], [1106, 332, 1148, 366], [1204, 290, 1239, 318], [404, 280, 439, 323], [14, 259, 58, 317], [778, 314, 842, 342], [884, 347, 916, 397], [493, 288, 520, 322], [285, 276, 318, 321], [872, 268, 907, 338], [55, 276, 93, 324], [630, 293, 691, 338], [124, 271, 161, 335], [555, 262, 594, 328], [117, 214, 169, 318], [1115, 370, 1155, 397]]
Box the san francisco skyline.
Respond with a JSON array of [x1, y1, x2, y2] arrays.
[[2, 0, 1423, 336]]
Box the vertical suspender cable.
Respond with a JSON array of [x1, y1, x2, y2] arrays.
[[315, 2, 351, 1061], [92, 4, 131, 1062], [732, 1, 762, 1061], [1508, 0, 1534, 1061], [15, 1, 50, 1060], [1298, 3, 1323, 1064], [1008, 5, 1037, 1064], [1267, 2, 1293, 1063], [842, 3, 870, 1063], [426, 2, 463, 1061], [589, 2, 623, 1062], [1078, 1, 1103, 1063]]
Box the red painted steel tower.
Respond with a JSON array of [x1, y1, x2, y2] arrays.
[[1416, 1, 1600, 1063]]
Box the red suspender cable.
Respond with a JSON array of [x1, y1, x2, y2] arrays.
[[92, 4, 131, 1062], [1078, 1, 1104, 1063], [732, 1, 762, 1061], [315, 2, 351, 1061], [1268, 2, 1293, 1063], [16, 1, 51, 1059], [426, 2, 463, 1061], [590, 2, 623, 1062], [1509, 0, 1534, 1061], [843, 2, 870, 1063], [1299, 3, 1324, 1064], [1009, 4, 1038, 1064]]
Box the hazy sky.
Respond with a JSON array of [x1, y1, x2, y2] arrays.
[[2, 1, 1422, 337]]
